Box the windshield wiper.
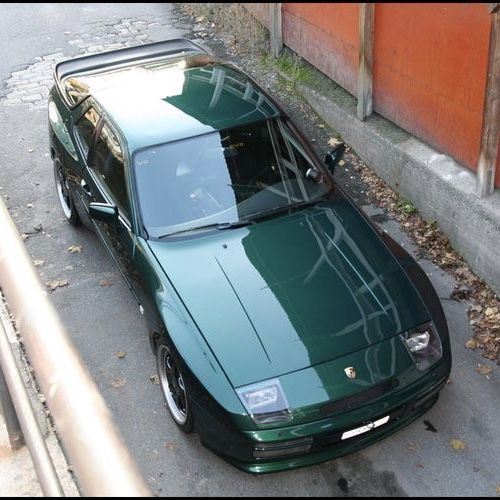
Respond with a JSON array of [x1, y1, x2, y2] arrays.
[[249, 197, 326, 221], [157, 219, 252, 239]]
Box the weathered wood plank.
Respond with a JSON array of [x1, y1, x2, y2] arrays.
[[269, 3, 283, 58], [476, 10, 500, 197], [357, 3, 375, 121]]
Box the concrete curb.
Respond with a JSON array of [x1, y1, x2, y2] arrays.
[[296, 76, 500, 295]]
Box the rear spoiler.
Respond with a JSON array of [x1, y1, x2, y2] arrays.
[[54, 38, 209, 108]]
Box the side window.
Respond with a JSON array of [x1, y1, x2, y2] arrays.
[[74, 107, 100, 158], [91, 122, 130, 220]]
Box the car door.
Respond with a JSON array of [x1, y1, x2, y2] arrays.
[[80, 116, 138, 296]]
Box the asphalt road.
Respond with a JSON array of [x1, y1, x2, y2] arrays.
[[0, 3, 498, 496]]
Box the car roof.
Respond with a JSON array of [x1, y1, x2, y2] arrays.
[[69, 53, 281, 153]]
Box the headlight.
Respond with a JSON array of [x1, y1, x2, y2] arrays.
[[401, 321, 442, 371], [236, 378, 292, 425]]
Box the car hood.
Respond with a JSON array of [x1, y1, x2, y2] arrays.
[[148, 197, 430, 388]]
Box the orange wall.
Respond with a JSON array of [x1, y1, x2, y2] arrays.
[[282, 3, 359, 96], [245, 3, 498, 187], [373, 3, 491, 175]]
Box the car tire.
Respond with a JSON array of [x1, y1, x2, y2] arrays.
[[156, 336, 194, 433], [53, 157, 80, 226]]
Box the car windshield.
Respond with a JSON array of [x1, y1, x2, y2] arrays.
[[133, 118, 334, 238]]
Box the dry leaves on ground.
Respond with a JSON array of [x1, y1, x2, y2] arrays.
[[449, 438, 466, 451], [116, 351, 127, 359], [46, 279, 69, 291], [99, 279, 113, 287], [67, 245, 82, 253], [149, 374, 160, 385], [111, 378, 126, 389], [476, 363, 493, 378]]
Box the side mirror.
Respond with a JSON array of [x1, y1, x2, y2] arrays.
[[89, 202, 118, 223], [324, 142, 346, 175]]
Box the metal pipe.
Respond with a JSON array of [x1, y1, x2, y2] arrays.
[[0, 197, 151, 496], [0, 315, 64, 496], [0, 363, 25, 450]]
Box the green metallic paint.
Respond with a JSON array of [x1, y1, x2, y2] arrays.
[[133, 238, 250, 427], [94, 63, 280, 153], [48, 45, 451, 473], [147, 197, 430, 388], [48, 97, 78, 160]]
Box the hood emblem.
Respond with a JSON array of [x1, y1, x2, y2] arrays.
[[344, 366, 357, 379]]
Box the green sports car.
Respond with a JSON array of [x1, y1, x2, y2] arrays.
[[48, 39, 451, 473]]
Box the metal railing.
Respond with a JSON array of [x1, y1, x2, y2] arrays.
[[0, 196, 151, 496]]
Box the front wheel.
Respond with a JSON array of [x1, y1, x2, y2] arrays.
[[53, 157, 80, 226], [156, 337, 194, 433]]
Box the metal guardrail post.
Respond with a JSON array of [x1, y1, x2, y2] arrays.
[[0, 313, 64, 496], [0, 365, 24, 450], [0, 196, 151, 496]]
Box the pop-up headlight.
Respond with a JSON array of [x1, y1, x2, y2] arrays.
[[236, 378, 292, 425], [401, 321, 442, 371]]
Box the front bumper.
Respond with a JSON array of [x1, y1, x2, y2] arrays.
[[193, 357, 450, 473]]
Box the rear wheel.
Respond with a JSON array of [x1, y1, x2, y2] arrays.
[[156, 337, 194, 433], [54, 157, 80, 226]]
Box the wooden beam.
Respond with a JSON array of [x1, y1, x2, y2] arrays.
[[476, 10, 500, 197], [269, 3, 283, 58], [357, 3, 375, 121]]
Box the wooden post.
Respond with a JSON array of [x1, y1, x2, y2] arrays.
[[270, 3, 283, 58], [357, 3, 375, 120], [476, 8, 500, 197]]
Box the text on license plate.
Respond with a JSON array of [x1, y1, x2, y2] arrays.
[[341, 415, 390, 440]]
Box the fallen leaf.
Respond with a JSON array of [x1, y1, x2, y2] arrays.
[[466, 339, 478, 349], [21, 233, 29, 241], [318, 124, 325, 129], [46, 279, 69, 291], [149, 374, 160, 385], [33, 259, 45, 267], [99, 279, 113, 287], [111, 378, 126, 389], [116, 351, 127, 359], [327, 137, 341, 147], [195, 15, 205, 22], [495, 485, 500, 495], [67, 245, 82, 253], [338, 160, 346, 167], [476, 363, 493, 376], [449, 438, 465, 451], [164, 442, 176, 450]]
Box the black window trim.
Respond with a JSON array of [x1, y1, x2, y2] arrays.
[[87, 117, 133, 230], [73, 102, 102, 164]]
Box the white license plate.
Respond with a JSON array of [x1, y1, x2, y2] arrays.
[[341, 415, 390, 440]]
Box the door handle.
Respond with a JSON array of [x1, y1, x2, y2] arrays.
[[80, 179, 92, 197]]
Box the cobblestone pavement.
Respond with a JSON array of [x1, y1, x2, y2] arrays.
[[1, 13, 190, 110]]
